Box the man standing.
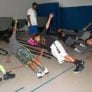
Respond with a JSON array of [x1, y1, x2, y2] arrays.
[[27, 2, 38, 35]]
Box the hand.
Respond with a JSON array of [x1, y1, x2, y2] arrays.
[[58, 29, 62, 32], [13, 17, 18, 23], [49, 13, 54, 18]]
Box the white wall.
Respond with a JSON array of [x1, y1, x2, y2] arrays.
[[0, 0, 92, 18], [39, 0, 92, 7], [0, 0, 42, 18]]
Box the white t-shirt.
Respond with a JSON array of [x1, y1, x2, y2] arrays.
[[27, 8, 37, 26]]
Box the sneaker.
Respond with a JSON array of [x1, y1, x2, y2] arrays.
[[79, 60, 85, 65], [58, 60, 65, 64], [42, 67, 49, 75], [37, 72, 43, 79], [3, 72, 15, 80], [80, 43, 86, 48], [74, 48, 81, 53], [74, 64, 84, 73]]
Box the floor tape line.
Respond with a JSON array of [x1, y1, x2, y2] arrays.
[[31, 65, 74, 92]]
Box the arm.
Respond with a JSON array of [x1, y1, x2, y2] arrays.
[[41, 13, 54, 36], [38, 43, 51, 59], [38, 49, 45, 60], [83, 22, 92, 31], [12, 18, 18, 33], [45, 13, 54, 30], [27, 15, 31, 26], [6, 18, 17, 63]]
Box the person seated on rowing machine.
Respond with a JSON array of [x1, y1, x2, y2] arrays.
[[5, 18, 48, 79]]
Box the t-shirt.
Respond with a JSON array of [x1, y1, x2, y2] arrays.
[[27, 8, 37, 26], [28, 38, 38, 46], [39, 29, 56, 51], [8, 31, 22, 55]]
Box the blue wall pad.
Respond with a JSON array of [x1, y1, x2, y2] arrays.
[[37, 3, 59, 32], [59, 6, 92, 30]]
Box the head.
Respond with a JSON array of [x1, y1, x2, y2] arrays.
[[86, 38, 92, 46], [33, 34, 41, 42], [32, 2, 38, 10], [33, 34, 45, 44], [58, 29, 62, 32]]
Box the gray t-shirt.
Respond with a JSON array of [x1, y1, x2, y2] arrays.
[[8, 31, 22, 55]]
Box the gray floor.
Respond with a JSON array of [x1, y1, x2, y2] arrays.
[[0, 32, 92, 92]]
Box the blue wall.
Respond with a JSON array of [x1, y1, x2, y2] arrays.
[[37, 3, 59, 32], [38, 3, 92, 32], [59, 6, 92, 30]]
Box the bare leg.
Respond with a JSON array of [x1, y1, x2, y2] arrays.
[[64, 55, 75, 63], [28, 61, 45, 78], [64, 55, 85, 72], [31, 58, 49, 75], [64, 55, 83, 65], [32, 58, 45, 70], [28, 62, 38, 73]]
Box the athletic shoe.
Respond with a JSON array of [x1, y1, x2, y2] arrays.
[[74, 64, 84, 73], [79, 60, 85, 65], [80, 43, 86, 48], [37, 72, 43, 79], [74, 48, 81, 53], [42, 67, 49, 75], [59, 60, 65, 64], [3, 72, 15, 80]]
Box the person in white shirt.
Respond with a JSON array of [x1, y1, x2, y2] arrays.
[[27, 2, 38, 35]]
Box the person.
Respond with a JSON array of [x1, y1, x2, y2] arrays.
[[86, 35, 92, 46], [57, 29, 70, 41], [6, 18, 48, 79], [57, 23, 92, 53], [30, 14, 85, 73], [27, 2, 38, 35], [57, 29, 88, 53], [0, 64, 15, 81]]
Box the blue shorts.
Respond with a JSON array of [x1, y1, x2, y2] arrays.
[[28, 26, 38, 35]]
